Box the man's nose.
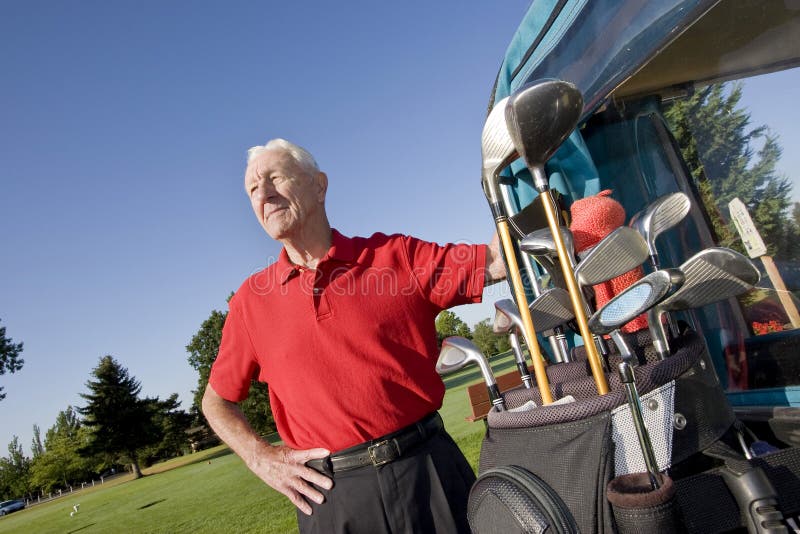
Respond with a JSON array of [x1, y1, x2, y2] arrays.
[[254, 182, 277, 200]]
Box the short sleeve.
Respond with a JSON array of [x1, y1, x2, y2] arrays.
[[403, 236, 487, 310], [208, 298, 259, 402]]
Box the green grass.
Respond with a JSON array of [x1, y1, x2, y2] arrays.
[[0, 355, 514, 533]]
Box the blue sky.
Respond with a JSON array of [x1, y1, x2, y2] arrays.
[[0, 1, 525, 451], [2, 1, 798, 455]]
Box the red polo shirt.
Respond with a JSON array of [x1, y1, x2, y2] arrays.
[[209, 229, 487, 451]]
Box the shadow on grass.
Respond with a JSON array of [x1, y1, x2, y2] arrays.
[[138, 499, 167, 510], [67, 523, 96, 534]]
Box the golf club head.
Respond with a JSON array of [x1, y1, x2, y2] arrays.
[[589, 268, 685, 335], [648, 247, 759, 358], [481, 96, 518, 207], [659, 247, 760, 312], [530, 288, 574, 332], [436, 336, 497, 385], [630, 192, 692, 261], [505, 80, 584, 173], [437, 336, 505, 409], [493, 298, 521, 334], [574, 226, 649, 287], [520, 226, 576, 267]]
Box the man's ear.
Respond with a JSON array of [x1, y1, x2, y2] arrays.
[[315, 172, 328, 202]]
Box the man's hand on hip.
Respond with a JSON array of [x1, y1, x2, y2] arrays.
[[246, 442, 333, 516]]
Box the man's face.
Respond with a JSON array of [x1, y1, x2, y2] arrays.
[[244, 149, 327, 241]]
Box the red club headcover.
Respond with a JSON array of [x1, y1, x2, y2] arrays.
[[570, 190, 648, 333]]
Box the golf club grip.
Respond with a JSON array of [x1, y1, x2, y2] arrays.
[[536, 184, 609, 395], [498, 221, 554, 404]]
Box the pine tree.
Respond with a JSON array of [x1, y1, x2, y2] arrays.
[[78, 356, 159, 478], [664, 82, 793, 257]]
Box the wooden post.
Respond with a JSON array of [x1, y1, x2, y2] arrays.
[[761, 255, 800, 328]]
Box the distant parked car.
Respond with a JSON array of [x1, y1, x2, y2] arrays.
[[0, 499, 25, 516]]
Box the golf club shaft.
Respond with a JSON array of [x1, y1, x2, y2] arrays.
[[534, 174, 609, 394], [649, 256, 681, 339], [501, 182, 571, 364], [618, 362, 661, 490], [498, 220, 554, 403], [508, 330, 533, 388]]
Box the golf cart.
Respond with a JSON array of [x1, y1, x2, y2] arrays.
[[492, 0, 800, 442], [459, 1, 800, 532]]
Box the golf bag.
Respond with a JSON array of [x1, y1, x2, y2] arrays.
[[467, 330, 800, 533]]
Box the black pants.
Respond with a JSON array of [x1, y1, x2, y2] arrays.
[[297, 431, 476, 534]]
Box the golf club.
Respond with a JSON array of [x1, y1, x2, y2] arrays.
[[506, 80, 609, 395], [500, 195, 571, 363], [630, 192, 692, 337], [618, 361, 662, 490], [493, 300, 533, 388], [647, 247, 760, 359], [522, 225, 614, 359], [482, 96, 554, 403], [573, 227, 649, 289], [495, 119, 571, 364], [588, 268, 685, 363], [630, 192, 691, 271], [437, 336, 506, 410]]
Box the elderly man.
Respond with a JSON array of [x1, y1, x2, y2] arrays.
[[203, 138, 505, 533]]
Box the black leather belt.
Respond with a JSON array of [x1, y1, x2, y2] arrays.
[[306, 412, 443, 475]]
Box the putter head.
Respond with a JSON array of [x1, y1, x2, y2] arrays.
[[589, 269, 685, 335], [530, 288, 574, 332], [436, 336, 496, 386], [481, 97, 518, 205], [493, 299, 521, 334], [520, 226, 575, 263], [505, 80, 583, 171], [630, 192, 692, 257], [659, 247, 760, 312], [574, 227, 649, 287]]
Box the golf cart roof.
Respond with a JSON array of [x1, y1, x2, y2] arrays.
[[615, 1, 800, 99], [492, 0, 800, 120]]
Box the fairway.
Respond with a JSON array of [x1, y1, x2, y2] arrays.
[[0, 352, 515, 534]]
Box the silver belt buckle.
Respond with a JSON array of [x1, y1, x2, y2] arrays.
[[367, 439, 399, 466]]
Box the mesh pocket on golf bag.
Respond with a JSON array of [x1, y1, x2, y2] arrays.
[[468, 465, 579, 534]]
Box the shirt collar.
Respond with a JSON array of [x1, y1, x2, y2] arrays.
[[277, 229, 357, 285]]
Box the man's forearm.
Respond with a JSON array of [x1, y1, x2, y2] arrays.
[[201, 383, 332, 515], [201, 385, 269, 467]]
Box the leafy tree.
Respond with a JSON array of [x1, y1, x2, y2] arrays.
[[0, 437, 31, 500], [664, 83, 793, 258], [0, 319, 24, 401], [78, 356, 160, 479], [435, 311, 471, 344], [186, 309, 226, 421], [495, 331, 511, 354], [186, 307, 275, 436], [139, 394, 192, 465], [471, 319, 503, 357], [29, 407, 94, 493]]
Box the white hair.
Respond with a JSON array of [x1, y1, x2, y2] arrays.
[[246, 138, 319, 175]]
